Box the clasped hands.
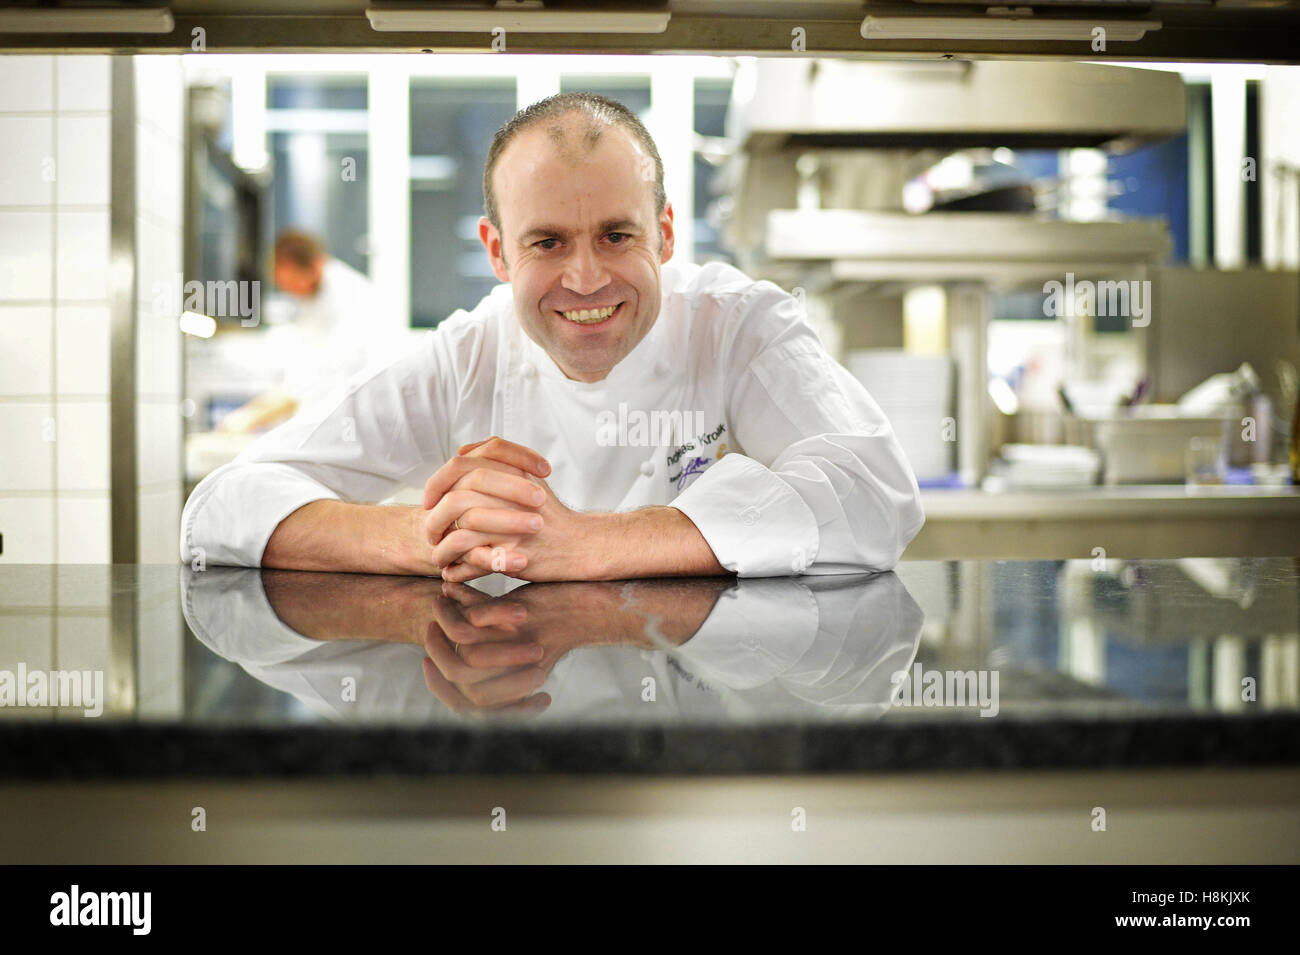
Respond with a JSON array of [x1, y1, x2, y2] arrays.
[[418, 436, 577, 583]]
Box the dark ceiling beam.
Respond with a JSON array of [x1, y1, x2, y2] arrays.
[[0, 13, 1298, 62]]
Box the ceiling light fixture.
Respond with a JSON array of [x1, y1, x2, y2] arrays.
[[0, 7, 174, 33], [861, 11, 1161, 43], [366, 4, 671, 34]]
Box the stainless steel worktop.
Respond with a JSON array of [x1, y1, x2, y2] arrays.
[[910, 484, 1300, 559]]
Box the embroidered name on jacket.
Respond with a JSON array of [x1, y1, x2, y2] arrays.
[[667, 422, 728, 490]]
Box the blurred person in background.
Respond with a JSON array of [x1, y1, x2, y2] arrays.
[[219, 229, 400, 433]]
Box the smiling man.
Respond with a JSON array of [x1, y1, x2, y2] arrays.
[[180, 92, 924, 581]]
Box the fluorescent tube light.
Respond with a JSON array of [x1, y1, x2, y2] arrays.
[[179, 311, 217, 339], [366, 7, 671, 34], [0, 8, 174, 33], [861, 15, 1160, 43]]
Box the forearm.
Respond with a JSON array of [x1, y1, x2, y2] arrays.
[[262, 499, 430, 576], [261, 568, 435, 640], [577, 506, 728, 580], [614, 577, 730, 645]]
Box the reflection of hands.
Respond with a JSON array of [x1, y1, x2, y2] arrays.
[[421, 578, 731, 716], [260, 568, 731, 717], [420, 582, 553, 716]]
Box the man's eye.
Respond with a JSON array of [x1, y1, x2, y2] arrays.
[[534, 238, 559, 250], [606, 232, 629, 244]]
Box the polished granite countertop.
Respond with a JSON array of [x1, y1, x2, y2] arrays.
[[1, 558, 1298, 778]]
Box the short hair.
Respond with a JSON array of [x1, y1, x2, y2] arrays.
[[274, 229, 325, 269], [482, 91, 666, 236]]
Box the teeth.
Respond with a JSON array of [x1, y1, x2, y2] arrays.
[[561, 305, 616, 324]]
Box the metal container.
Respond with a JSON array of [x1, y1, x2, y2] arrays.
[[1085, 406, 1231, 484]]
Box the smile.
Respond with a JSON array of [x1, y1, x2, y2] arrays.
[[557, 302, 621, 325]]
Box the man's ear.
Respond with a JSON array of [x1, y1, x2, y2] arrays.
[[479, 216, 511, 282], [309, 256, 326, 287], [658, 201, 675, 265]]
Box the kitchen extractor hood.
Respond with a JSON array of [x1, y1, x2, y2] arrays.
[[729, 59, 1187, 153]]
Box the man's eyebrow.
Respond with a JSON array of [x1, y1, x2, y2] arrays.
[[518, 218, 643, 243]]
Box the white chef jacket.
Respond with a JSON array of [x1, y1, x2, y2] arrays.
[[271, 257, 401, 413], [180, 260, 924, 577]]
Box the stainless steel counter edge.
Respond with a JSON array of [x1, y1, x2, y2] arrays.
[[920, 486, 1300, 520]]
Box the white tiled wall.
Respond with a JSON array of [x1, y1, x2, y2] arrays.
[[0, 56, 101, 564], [0, 55, 184, 566]]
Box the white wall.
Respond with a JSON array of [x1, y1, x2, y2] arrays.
[[0, 54, 185, 566], [0, 55, 113, 564], [1262, 65, 1300, 270]]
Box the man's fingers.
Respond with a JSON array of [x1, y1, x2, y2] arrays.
[[432, 530, 526, 574], [439, 561, 491, 584], [423, 458, 545, 512], [432, 635, 543, 671], [422, 455, 528, 510], [438, 581, 528, 629], [438, 579, 498, 607], [423, 629, 544, 684], [425, 597, 519, 649], [422, 658, 552, 716], [459, 436, 551, 479], [421, 657, 475, 712], [441, 548, 527, 583], [450, 506, 542, 538], [460, 545, 525, 576], [452, 468, 547, 509], [425, 488, 540, 540], [423, 435, 549, 509], [461, 600, 528, 630]]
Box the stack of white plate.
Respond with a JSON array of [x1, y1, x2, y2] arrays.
[[847, 350, 954, 481], [993, 443, 1101, 489]]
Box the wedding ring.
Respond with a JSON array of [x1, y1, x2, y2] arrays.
[[453, 642, 462, 657], [453, 518, 461, 531]]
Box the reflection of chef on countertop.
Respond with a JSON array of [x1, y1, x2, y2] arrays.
[[182, 92, 924, 583], [182, 568, 923, 724]]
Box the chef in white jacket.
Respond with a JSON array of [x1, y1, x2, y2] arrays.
[[181, 91, 923, 581], [219, 230, 400, 433]]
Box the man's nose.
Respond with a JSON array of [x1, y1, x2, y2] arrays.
[[561, 243, 610, 297]]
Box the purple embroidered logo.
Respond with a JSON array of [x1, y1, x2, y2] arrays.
[[676, 455, 710, 490]]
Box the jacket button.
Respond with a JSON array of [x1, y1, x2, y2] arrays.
[[740, 505, 761, 525], [640, 459, 655, 477]]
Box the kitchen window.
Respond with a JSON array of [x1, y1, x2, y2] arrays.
[[264, 74, 370, 276], [409, 78, 516, 328]]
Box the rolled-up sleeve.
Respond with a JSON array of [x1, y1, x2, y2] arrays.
[[672, 284, 924, 576], [180, 328, 461, 569]]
